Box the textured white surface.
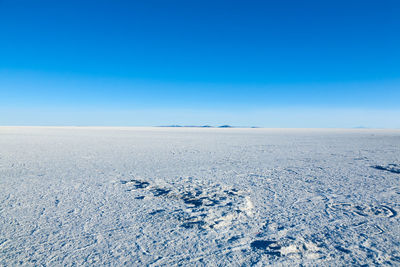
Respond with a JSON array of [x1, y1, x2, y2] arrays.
[[0, 127, 399, 266]]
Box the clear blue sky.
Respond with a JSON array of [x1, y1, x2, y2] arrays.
[[1, 0, 399, 127]]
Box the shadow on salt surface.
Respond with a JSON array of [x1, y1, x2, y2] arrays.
[[371, 163, 400, 174], [250, 240, 281, 256], [121, 179, 149, 189]]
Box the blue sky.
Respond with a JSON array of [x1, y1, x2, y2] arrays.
[[0, 0, 399, 127]]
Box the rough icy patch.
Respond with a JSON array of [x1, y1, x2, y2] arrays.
[[119, 177, 254, 231], [0, 127, 399, 265]]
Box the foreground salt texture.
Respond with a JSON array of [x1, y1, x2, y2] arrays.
[[0, 127, 399, 266]]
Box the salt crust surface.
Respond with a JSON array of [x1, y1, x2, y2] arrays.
[[0, 127, 399, 265]]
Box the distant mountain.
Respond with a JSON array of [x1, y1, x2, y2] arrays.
[[158, 125, 213, 128], [157, 125, 259, 128], [218, 125, 233, 128]]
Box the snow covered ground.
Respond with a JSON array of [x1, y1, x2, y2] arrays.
[[0, 127, 399, 266]]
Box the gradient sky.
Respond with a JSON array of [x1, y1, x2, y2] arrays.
[[1, 0, 399, 127]]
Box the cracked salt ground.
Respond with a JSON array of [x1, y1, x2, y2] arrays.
[[327, 203, 397, 218], [1, 127, 400, 265]]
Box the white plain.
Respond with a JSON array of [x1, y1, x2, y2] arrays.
[[0, 127, 399, 266]]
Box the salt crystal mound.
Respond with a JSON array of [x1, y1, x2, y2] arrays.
[[0, 127, 399, 266]]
